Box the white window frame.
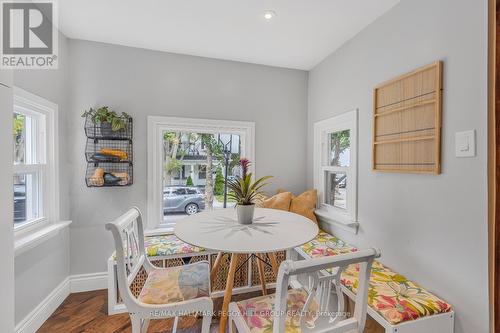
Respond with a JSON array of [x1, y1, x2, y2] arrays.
[[12, 87, 59, 235], [313, 109, 358, 232], [147, 116, 255, 231]]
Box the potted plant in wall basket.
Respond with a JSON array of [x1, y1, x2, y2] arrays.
[[227, 158, 272, 224], [82, 106, 131, 137]]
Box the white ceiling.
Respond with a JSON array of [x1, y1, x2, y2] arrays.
[[59, 0, 399, 70]]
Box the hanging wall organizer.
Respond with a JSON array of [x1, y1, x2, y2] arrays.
[[372, 61, 443, 174], [84, 115, 133, 187]]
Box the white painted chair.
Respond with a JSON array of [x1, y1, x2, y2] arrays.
[[229, 248, 380, 333], [105, 207, 213, 333]]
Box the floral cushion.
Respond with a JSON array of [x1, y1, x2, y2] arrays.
[[235, 289, 319, 333], [341, 261, 451, 325], [112, 234, 205, 260], [299, 230, 452, 325], [144, 234, 205, 257], [138, 262, 209, 305], [300, 230, 358, 258]]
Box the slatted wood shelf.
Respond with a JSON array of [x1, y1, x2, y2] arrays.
[[372, 61, 443, 174]]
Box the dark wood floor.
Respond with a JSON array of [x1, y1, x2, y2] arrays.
[[37, 290, 220, 333], [38, 289, 384, 333], [38, 289, 268, 333]]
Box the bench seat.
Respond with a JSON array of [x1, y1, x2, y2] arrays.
[[297, 230, 452, 326]]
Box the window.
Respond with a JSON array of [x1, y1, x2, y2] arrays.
[[172, 165, 188, 180], [148, 117, 255, 230], [314, 109, 358, 225], [181, 165, 188, 179], [173, 188, 186, 195], [198, 165, 207, 179], [12, 88, 58, 231]]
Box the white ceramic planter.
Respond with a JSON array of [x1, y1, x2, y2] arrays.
[[236, 204, 255, 224]]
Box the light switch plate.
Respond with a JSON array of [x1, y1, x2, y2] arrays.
[[455, 130, 476, 157]]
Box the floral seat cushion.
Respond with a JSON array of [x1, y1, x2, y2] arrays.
[[300, 230, 358, 258], [341, 261, 451, 325], [112, 234, 205, 260], [144, 234, 205, 257], [235, 289, 319, 333], [298, 230, 452, 325], [138, 262, 209, 305]]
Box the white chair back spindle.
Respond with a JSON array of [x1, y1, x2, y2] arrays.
[[106, 207, 214, 333], [273, 248, 380, 333], [106, 207, 154, 309]]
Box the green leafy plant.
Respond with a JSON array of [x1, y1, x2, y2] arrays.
[[82, 106, 131, 132], [13, 114, 24, 136], [186, 175, 194, 186], [214, 166, 224, 195], [330, 130, 350, 165], [165, 158, 182, 174], [227, 158, 272, 206]]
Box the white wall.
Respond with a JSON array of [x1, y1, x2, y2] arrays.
[[67, 39, 309, 275], [0, 71, 15, 333], [307, 1, 488, 333], [12, 31, 71, 326]]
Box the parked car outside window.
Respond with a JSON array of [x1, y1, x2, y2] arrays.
[[164, 186, 205, 215], [14, 182, 26, 223]]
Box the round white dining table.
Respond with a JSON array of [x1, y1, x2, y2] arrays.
[[174, 207, 319, 333]]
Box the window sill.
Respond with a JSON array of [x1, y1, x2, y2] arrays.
[[315, 209, 359, 234], [14, 220, 72, 257]]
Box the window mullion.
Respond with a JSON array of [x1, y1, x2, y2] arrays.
[[321, 166, 348, 173]]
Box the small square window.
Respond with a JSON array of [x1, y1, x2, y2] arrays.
[[314, 110, 357, 225], [329, 130, 350, 167]]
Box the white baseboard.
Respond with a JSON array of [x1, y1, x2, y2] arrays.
[[15, 272, 108, 333], [15, 277, 70, 333], [69, 272, 107, 293]]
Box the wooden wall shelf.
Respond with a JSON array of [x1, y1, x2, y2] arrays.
[[372, 61, 443, 174]]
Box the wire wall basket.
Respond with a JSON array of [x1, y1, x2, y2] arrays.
[[84, 115, 133, 187]]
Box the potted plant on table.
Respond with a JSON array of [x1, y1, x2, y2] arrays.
[[227, 158, 272, 224], [82, 106, 131, 137]]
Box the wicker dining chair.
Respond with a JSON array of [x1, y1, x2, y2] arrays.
[[228, 248, 380, 333], [106, 207, 213, 333]]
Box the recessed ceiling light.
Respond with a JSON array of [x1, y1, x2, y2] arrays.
[[263, 10, 276, 20]]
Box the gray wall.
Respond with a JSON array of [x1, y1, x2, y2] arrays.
[[0, 70, 14, 333], [67, 40, 309, 274], [307, 1, 488, 333], [14, 231, 70, 324], [12, 31, 71, 325]]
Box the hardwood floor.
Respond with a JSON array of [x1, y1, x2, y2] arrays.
[[38, 289, 271, 333], [38, 288, 385, 333], [38, 290, 220, 333]]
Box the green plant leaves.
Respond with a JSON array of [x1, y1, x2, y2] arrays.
[[81, 106, 131, 131], [226, 172, 273, 205]]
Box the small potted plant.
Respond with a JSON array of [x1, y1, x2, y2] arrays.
[[82, 106, 131, 137], [227, 158, 272, 224]]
